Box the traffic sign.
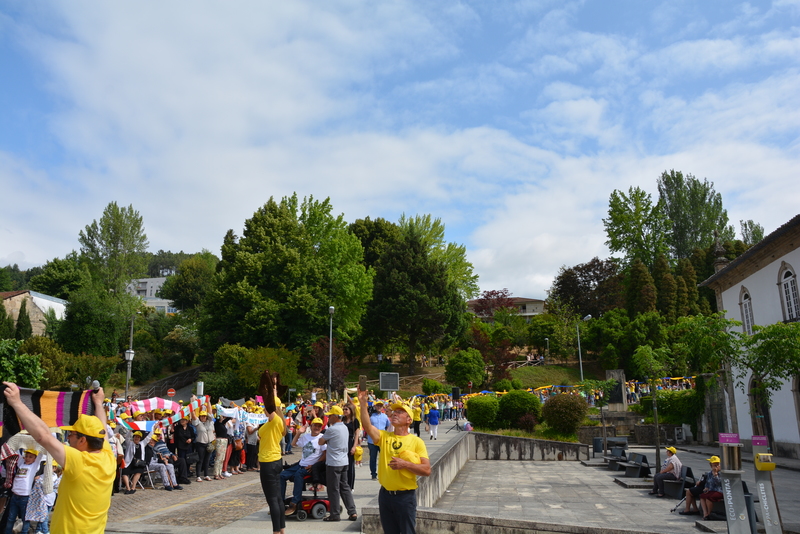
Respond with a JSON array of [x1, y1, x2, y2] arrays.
[[167, 388, 176, 397]]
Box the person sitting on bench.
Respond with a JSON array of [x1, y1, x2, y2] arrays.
[[649, 447, 682, 497], [281, 418, 327, 516]]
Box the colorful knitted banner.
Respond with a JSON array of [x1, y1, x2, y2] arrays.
[[0, 385, 96, 441], [128, 397, 181, 415]]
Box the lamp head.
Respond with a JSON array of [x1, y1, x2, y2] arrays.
[[329, 306, 335, 314]]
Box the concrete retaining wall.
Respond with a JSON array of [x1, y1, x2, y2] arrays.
[[362, 432, 590, 533], [471, 432, 589, 461]]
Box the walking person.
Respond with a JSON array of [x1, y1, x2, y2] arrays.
[[341, 400, 360, 490], [257, 371, 287, 534], [428, 403, 440, 440], [367, 401, 390, 480], [359, 389, 430, 534], [318, 406, 358, 522]]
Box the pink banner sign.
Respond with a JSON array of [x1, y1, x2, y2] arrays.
[[719, 432, 740, 444], [752, 435, 769, 447]]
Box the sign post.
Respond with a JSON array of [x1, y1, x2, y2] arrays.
[[167, 388, 176, 398], [719, 433, 752, 534], [751, 435, 783, 533]]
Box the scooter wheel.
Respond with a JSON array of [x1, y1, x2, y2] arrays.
[[311, 502, 327, 519], [296, 509, 308, 521]]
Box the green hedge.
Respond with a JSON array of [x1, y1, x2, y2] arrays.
[[541, 394, 588, 436], [466, 395, 499, 430], [497, 390, 541, 429]]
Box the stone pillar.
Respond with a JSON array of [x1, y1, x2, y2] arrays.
[[606, 369, 627, 412]]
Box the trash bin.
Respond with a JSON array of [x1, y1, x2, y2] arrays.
[[593, 437, 604, 457]]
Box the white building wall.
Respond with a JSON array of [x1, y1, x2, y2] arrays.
[[719, 247, 800, 450]]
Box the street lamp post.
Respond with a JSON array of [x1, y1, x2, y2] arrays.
[[544, 337, 549, 360], [328, 306, 334, 401], [124, 314, 136, 400], [576, 314, 592, 382]]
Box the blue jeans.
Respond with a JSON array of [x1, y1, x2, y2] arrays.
[[368, 443, 380, 478], [280, 462, 310, 504], [5, 494, 30, 534], [35, 505, 53, 534]]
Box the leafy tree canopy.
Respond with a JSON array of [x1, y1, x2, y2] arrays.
[[14, 298, 32, 341], [603, 186, 669, 268], [158, 250, 218, 314], [28, 252, 90, 300], [348, 217, 402, 269], [200, 194, 373, 356], [739, 219, 765, 247], [471, 288, 516, 319], [79, 202, 149, 294], [398, 213, 479, 300], [657, 170, 734, 259], [549, 257, 622, 319]]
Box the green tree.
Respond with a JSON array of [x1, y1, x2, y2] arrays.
[[158, 251, 218, 314], [625, 260, 657, 317], [603, 186, 670, 268], [0, 267, 12, 292], [19, 336, 71, 389], [444, 348, 485, 390], [549, 257, 623, 319], [78, 201, 149, 294], [57, 282, 140, 356], [669, 313, 742, 375], [0, 303, 15, 339], [365, 226, 466, 374], [14, 298, 33, 340], [740, 219, 765, 246], [398, 214, 479, 300], [543, 297, 579, 364], [675, 259, 700, 316], [584, 308, 630, 370], [652, 255, 676, 323], [0, 339, 45, 388], [578, 378, 618, 451], [146, 249, 192, 277], [497, 389, 542, 429], [541, 393, 588, 436], [29, 252, 90, 300], [736, 322, 800, 409], [348, 217, 402, 269], [657, 170, 734, 259], [201, 194, 373, 356]]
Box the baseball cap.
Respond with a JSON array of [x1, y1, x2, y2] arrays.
[[390, 402, 413, 420], [666, 446, 677, 454], [707, 455, 721, 463], [314, 401, 324, 408], [60, 414, 107, 439], [326, 406, 343, 416], [24, 449, 39, 456], [311, 418, 324, 425], [199, 411, 208, 416]]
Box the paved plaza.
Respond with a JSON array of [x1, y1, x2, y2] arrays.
[[104, 428, 800, 534]]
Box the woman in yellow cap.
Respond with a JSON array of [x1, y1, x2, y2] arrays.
[[650, 446, 682, 497], [698, 456, 723, 520], [681, 455, 721, 516]]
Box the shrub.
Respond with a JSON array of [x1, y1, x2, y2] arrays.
[[466, 395, 499, 430], [541, 393, 588, 436], [129, 349, 163, 384], [422, 377, 448, 395], [517, 413, 538, 433], [498, 390, 541, 429]]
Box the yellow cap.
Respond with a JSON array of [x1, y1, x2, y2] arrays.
[[326, 406, 343, 416], [390, 402, 413, 420], [199, 411, 208, 416], [666, 446, 677, 454], [707, 455, 721, 463], [60, 414, 107, 439], [314, 401, 324, 408], [133, 431, 143, 438], [311, 417, 324, 425], [24, 449, 39, 456]]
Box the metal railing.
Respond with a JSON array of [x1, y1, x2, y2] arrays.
[[131, 366, 203, 399]]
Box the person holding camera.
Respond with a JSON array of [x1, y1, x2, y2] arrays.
[[121, 432, 147, 494]]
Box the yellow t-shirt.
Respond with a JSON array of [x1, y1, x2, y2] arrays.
[[258, 413, 284, 463], [412, 406, 421, 422], [377, 430, 428, 491], [50, 441, 116, 534]]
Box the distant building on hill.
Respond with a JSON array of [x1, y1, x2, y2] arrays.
[[125, 277, 177, 314], [466, 296, 546, 323], [0, 290, 67, 337]]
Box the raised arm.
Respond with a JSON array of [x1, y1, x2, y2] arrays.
[[358, 388, 380, 443], [3, 382, 66, 467]]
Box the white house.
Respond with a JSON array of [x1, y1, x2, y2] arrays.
[[700, 213, 800, 458], [125, 277, 177, 314]]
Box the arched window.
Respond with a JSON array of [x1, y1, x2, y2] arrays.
[[739, 286, 754, 335], [778, 262, 800, 322]]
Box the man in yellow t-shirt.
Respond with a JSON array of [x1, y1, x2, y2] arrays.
[[3, 382, 115, 534], [359, 389, 430, 534], [256, 371, 287, 534]]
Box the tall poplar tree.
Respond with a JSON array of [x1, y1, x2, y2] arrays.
[[14, 299, 33, 340]]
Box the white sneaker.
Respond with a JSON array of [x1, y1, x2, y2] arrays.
[[196, 477, 203, 482], [223, 472, 232, 477]]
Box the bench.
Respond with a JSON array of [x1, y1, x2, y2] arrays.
[[662, 465, 695, 499], [618, 453, 651, 478], [606, 437, 628, 450], [603, 447, 627, 471]]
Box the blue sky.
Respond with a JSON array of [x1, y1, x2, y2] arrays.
[[2, 0, 799, 298]]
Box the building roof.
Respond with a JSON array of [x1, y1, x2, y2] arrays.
[[699, 212, 800, 289], [1, 290, 68, 320]]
